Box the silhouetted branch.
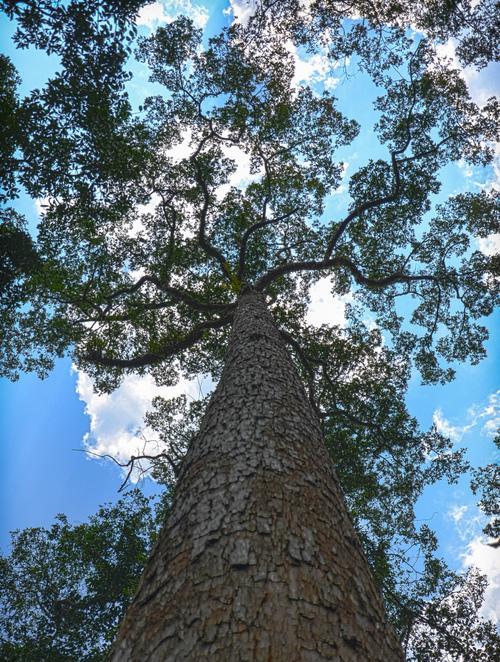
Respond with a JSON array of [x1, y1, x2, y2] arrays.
[[279, 328, 323, 420], [104, 274, 235, 313], [82, 313, 233, 368], [325, 150, 403, 257], [255, 254, 437, 292], [74, 443, 182, 492], [237, 206, 299, 280], [192, 159, 233, 282]]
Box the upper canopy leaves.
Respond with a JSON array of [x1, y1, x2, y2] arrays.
[[1, 2, 498, 391], [249, 0, 500, 69]]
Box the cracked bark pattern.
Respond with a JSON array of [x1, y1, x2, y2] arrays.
[[111, 290, 404, 661]]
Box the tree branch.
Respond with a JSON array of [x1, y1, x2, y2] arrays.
[[325, 152, 403, 258], [74, 447, 181, 492], [279, 328, 321, 419], [82, 313, 233, 368], [237, 206, 299, 280], [255, 254, 437, 292], [192, 158, 233, 282], [323, 45, 454, 259], [105, 274, 235, 313]]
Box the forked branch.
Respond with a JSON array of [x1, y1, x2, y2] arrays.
[[75, 446, 181, 492], [237, 206, 299, 280], [192, 158, 233, 283], [325, 152, 403, 257]]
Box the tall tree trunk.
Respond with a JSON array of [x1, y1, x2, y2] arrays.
[[111, 290, 403, 661]]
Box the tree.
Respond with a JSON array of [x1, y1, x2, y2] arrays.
[[1, 0, 498, 659], [471, 432, 500, 543], [0, 490, 160, 662], [404, 569, 500, 661]]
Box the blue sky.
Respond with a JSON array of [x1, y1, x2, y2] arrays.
[[1, 0, 499, 623]]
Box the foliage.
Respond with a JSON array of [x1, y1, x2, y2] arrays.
[[0, 53, 21, 203], [1, 0, 499, 659], [250, 0, 500, 69], [0, 3, 497, 389], [0, 210, 39, 291], [471, 431, 500, 541], [1, 488, 498, 661], [0, 490, 161, 662], [405, 569, 500, 660]]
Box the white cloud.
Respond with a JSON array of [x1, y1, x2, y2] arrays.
[[137, 0, 209, 30], [307, 276, 352, 327], [220, 7, 337, 90], [290, 46, 331, 89], [34, 197, 50, 216], [477, 234, 499, 291], [473, 142, 500, 193], [449, 504, 468, 524], [211, 142, 264, 200], [433, 391, 500, 443], [227, 0, 319, 27], [226, 4, 341, 90], [447, 501, 498, 623], [137, 2, 170, 27], [433, 408, 468, 442], [448, 503, 485, 543], [435, 39, 463, 72], [435, 39, 478, 88], [462, 536, 500, 623], [457, 158, 474, 178], [127, 193, 162, 238], [468, 390, 500, 438], [166, 127, 193, 164], [324, 75, 340, 90], [225, 0, 257, 26], [482, 414, 500, 437], [490, 142, 500, 192], [433, 44, 499, 207], [164, 128, 261, 197], [435, 38, 499, 109], [284, 40, 345, 94], [333, 160, 350, 195], [75, 368, 209, 481]]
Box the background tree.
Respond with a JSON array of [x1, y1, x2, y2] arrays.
[[1, 0, 498, 659], [471, 431, 500, 544], [0, 490, 161, 662]]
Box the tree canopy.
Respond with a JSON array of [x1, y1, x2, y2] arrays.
[[0, 0, 498, 659]]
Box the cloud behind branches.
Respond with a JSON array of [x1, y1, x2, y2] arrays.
[[137, 0, 209, 30], [462, 536, 500, 623], [75, 368, 209, 481]]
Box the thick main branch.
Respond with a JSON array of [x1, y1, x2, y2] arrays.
[[255, 254, 437, 292], [82, 313, 233, 369]]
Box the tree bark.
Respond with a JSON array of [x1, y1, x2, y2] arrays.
[[111, 289, 404, 661]]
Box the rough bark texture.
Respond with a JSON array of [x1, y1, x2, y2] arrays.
[[111, 290, 404, 661]]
